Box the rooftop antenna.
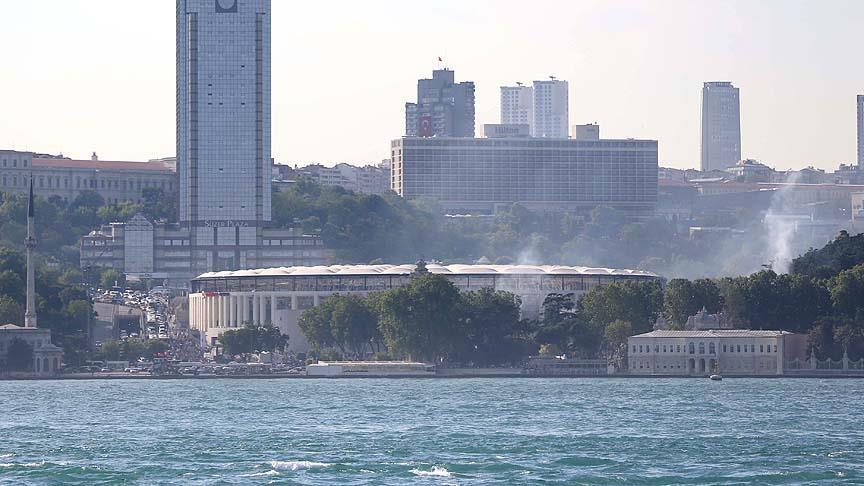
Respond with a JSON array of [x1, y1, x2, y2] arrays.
[[549, 75, 557, 81], [516, 81, 523, 87]]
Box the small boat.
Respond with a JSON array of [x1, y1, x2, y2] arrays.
[[709, 362, 722, 380]]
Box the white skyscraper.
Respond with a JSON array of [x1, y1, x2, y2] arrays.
[[532, 79, 569, 138], [177, 0, 271, 271], [500, 84, 534, 130], [700, 81, 741, 172]]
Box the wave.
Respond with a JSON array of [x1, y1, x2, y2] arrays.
[[0, 454, 13, 459], [269, 460, 330, 471], [243, 470, 280, 477], [0, 461, 46, 468], [411, 466, 452, 478]]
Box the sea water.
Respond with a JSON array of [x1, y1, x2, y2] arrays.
[[0, 378, 862, 484]]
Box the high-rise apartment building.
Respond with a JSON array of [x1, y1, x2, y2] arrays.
[[500, 84, 534, 130], [700, 82, 741, 172], [857, 95, 864, 166], [532, 79, 569, 138], [405, 69, 475, 138]]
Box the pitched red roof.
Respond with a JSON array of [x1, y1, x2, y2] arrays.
[[32, 158, 174, 172]]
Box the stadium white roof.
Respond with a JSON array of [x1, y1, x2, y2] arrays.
[[195, 264, 658, 280], [631, 330, 792, 338]]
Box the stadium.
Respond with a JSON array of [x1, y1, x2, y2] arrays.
[[189, 264, 661, 352]]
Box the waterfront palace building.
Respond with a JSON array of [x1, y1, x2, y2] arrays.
[[627, 310, 808, 376], [189, 263, 660, 352], [390, 135, 658, 217]]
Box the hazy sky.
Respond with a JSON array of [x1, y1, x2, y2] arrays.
[[1, 0, 862, 170]]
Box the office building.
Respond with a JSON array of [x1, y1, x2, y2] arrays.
[[177, 0, 273, 275], [390, 136, 658, 217], [500, 84, 534, 130], [0, 150, 176, 205], [700, 82, 741, 172], [532, 79, 569, 138], [405, 69, 475, 138], [190, 263, 659, 352], [80, 217, 329, 286], [79, 1, 333, 286]]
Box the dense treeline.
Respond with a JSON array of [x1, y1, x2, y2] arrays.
[[272, 180, 830, 278], [298, 271, 532, 365], [0, 188, 176, 266], [292, 232, 864, 365]]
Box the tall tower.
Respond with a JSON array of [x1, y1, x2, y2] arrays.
[[500, 84, 534, 131], [177, 0, 271, 272], [24, 178, 37, 328], [405, 69, 475, 138], [857, 95, 863, 166], [700, 82, 741, 172], [532, 79, 569, 138]]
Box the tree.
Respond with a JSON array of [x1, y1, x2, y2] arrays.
[[0, 270, 24, 302], [219, 327, 256, 357], [330, 294, 380, 357], [792, 231, 864, 279], [218, 323, 288, 357], [122, 338, 148, 362], [456, 287, 527, 365], [99, 339, 122, 361], [297, 301, 337, 351], [100, 268, 121, 289], [5, 338, 33, 371], [0, 295, 22, 325], [828, 264, 864, 319], [146, 339, 169, 358], [663, 279, 722, 329], [376, 274, 462, 362], [582, 280, 663, 334], [603, 319, 633, 365]]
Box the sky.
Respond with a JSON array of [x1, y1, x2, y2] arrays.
[[1, 0, 862, 170]]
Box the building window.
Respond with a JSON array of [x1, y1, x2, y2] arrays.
[[654, 345, 659, 353], [632, 345, 636, 353], [698, 342, 705, 354], [688, 343, 695, 354], [662, 345, 666, 353], [677, 345, 681, 353], [773, 345, 777, 352], [760, 344, 764, 353], [639, 345, 643, 353], [709, 343, 716, 354], [723, 344, 727, 353], [737, 345, 741, 353]]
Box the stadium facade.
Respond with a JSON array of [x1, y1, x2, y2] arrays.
[[189, 263, 660, 352]]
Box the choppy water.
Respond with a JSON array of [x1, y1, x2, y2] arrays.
[[1, 378, 863, 484]]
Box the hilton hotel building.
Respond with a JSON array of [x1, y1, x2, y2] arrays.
[[390, 129, 658, 218], [80, 0, 331, 286]]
